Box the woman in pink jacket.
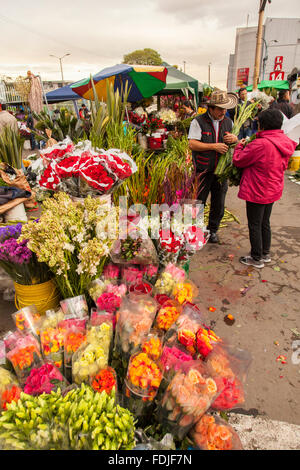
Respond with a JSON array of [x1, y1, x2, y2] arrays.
[[232, 108, 297, 269]]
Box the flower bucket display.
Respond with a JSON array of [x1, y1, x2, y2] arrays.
[[14, 279, 61, 316]]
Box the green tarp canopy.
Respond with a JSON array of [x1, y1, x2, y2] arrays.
[[245, 80, 290, 92], [155, 62, 199, 106]]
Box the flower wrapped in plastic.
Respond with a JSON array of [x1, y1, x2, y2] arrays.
[[157, 361, 218, 440], [87, 315, 113, 358], [123, 352, 163, 421], [0, 366, 21, 410], [190, 413, 243, 450], [140, 264, 159, 285], [60, 295, 89, 318], [72, 342, 109, 385], [0, 339, 13, 372], [23, 362, 69, 396], [6, 334, 43, 385], [140, 330, 164, 362], [39, 311, 65, 372], [90, 309, 116, 330], [196, 325, 222, 359], [115, 295, 158, 360], [172, 280, 198, 305], [128, 280, 153, 296], [156, 229, 185, 267], [110, 223, 159, 266], [103, 263, 121, 282], [12, 305, 41, 340], [155, 299, 182, 332], [90, 366, 117, 396], [165, 303, 204, 356], [205, 344, 252, 411], [121, 265, 143, 285], [96, 292, 121, 314], [154, 263, 186, 296], [61, 318, 87, 382]]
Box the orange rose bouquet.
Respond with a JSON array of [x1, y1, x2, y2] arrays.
[[6, 334, 43, 385], [123, 352, 163, 422], [157, 361, 218, 440], [155, 300, 182, 332], [190, 414, 243, 450]]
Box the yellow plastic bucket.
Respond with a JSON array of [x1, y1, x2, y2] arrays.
[[289, 151, 300, 171], [14, 279, 61, 315]]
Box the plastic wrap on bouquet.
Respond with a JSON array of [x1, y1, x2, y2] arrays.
[[0, 340, 13, 372], [165, 303, 205, 356], [205, 344, 252, 411], [103, 263, 121, 282], [5, 333, 43, 385], [190, 413, 243, 450], [39, 311, 65, 373], [90, 366, 117, 397], [154, 263, 186, 297], [61, 318, 87, 383], [196, 325, 222, 359], [172, 279, 198, 306], [121, 265, 143, 286], [140, 264, 159, 285], [110, 223, 159, 266], [114, 295, 158, 361], [128, 280, 153, 297], [23, 362, 69, 396], [177, 229, 210, 267], [90, 309, 116, 330], [157, 361, 218, 440], [154, 299, 182, 332], [122, 352, 163, 422], [87, 314, 113, 358], [60, 295, 89, 318], [139, 330, 164, 362], [0, 366, 21, 410], [156, 229, 185, 268], [12, 305, 41, 340], [72, 341, 109, 385]]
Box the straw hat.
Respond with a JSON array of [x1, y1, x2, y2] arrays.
[[208, 90, 238, 109]]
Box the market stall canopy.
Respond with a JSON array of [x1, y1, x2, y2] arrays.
[[45, 85, 81, 103], [245, 80, 290, 92], [70, 64, 168, 102], [155, 63, 199, 105]]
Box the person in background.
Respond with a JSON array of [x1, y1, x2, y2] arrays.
[[52, 109, 60, 122], [229, 87, 253, 139], [79, 104, 90, 120], [188, 90, 238, 244], [0, 103, 18, 134], [270, 89, 294, 119], [232, 108, 297, 269], [26, 111, 37, 150], [181, 100, 196, 120]]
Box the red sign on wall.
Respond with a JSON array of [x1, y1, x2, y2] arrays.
[[236, 68, 250, 87], [274, 56, 283, 64], [269, 71, 285, 81]]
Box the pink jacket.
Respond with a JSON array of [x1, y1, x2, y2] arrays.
[[232, 130, 297, 204]]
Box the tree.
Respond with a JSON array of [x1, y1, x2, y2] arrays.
[[123, 48, 163, 66]]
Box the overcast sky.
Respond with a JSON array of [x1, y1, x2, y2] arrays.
[[0, 1, 299, 89]]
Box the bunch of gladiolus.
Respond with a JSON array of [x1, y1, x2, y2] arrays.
[[126, 352, 162, 401], [90, 367, 117, 395]]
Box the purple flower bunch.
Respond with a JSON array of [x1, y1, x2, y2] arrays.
[[0, 223, 23, 243], [0, 238, 32, 264]]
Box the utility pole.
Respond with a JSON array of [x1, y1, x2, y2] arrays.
[[49, 53, 71, 85], [253, 0, 271, 90], [208, 62, 211, 87], [183, 61, 186, 73]]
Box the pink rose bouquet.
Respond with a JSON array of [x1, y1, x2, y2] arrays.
[[24, 362, 68, 395], [96, 292, 121, 314]]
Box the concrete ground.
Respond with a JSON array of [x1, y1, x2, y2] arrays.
[[0, 172, 299, 449]]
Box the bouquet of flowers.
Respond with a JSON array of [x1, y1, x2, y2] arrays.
[[156, 229, 185, 266], [0, 223, 50, 286], [20, 193, 119, 299], [86, 315, 113, 359], [60, 295, 89, 318], [140, 264, 158, 285], [139, 330, 164, 362], [23, 362, 68, 396], [102, 263, 121, 282], [38, 139, 137, 197], [154, 300, 182, 332], [121, 265, 144, 285], [141, 117, 164, 136], [172, 280, 198, 306], [196, 326, 221, 359], [60, 317, 87, 382], [114, 295, 158, 360], [128, 111, 146, 127], [123, 352, 163, 422], [154, 263, 186, 296], [39, 310, 65, 372], [205, 345, 252, 411], [128, 280, 153, 297], [190, 414, 243, 450], [12, 305, 41, 339], [90, 366, 117, 396], [157, 109, 177, 125], [6, 334, 43, 385], [72, 342, 109, 385], [0, 367, 21, 411], [158, 361, 218, 440]]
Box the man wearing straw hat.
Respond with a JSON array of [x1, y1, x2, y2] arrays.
[[188, 90, 238, 243]]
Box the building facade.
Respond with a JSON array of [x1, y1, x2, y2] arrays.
[[227, 17, 300, 92]]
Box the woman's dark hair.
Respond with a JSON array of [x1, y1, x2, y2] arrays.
[[258, 108, 284, 130], [278, 89, 289, 100]]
